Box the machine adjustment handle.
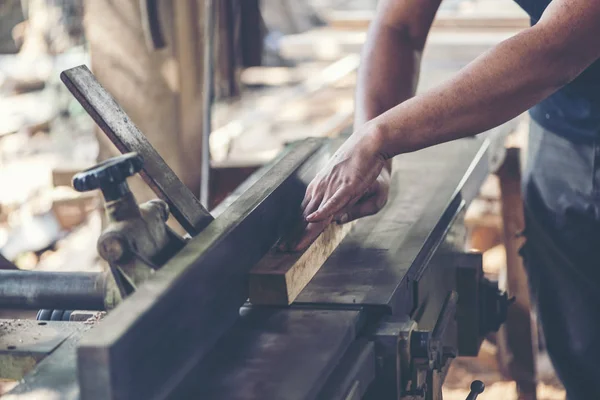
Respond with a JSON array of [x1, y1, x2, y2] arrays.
[[72, 152, 143, 201], [466, 380, 485, 400]]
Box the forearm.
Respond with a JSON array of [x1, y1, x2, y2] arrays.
[[373, 24, 596, 157], [354, 26, 421, 128], [353, 0, 440, 171], [354, 26, 422, 173]]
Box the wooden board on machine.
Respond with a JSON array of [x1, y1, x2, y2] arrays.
[[249, 221, 356, 305]]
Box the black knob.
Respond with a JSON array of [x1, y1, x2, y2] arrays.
[[72, 152, 143, 201], [466, 380, 485, 400], [410, 330, 431, 359]]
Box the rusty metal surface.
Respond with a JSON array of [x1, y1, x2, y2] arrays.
[[76, 138, 332, 400], [3, 325, 92, 400], [173, 308, 364, 399], [316, 339, 376, 400], [60, 66, 213, 236], [0, 320, 79, 380]]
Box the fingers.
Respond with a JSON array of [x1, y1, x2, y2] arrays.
[[292, 219, 330, 251], [306, 185, 354, 223]]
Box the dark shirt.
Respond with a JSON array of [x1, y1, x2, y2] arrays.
[[514, 0, 600, 140]]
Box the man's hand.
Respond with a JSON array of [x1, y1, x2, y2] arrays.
[[284, 123, 389, 251], [335, 166, 390, 225]]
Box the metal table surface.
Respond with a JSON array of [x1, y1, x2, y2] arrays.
[[295, 136, 489, 314], [169, 136, 491, 399], [173, 308, 365, 400]]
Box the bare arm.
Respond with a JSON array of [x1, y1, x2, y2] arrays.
[[302, 0, 600, 227], [304, 0, 441, 232], [372, 0, 600, 157], [354, 0, 442, 171]]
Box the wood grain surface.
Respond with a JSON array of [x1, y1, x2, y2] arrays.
[[249, 220, 356, 305]]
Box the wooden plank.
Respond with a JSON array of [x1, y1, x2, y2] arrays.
[[249, 220, 356, 305], [494, 147, 538, 399]]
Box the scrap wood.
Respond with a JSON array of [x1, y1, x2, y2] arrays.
[[249, 220, 356, 305], [324, 9, 529, 31], [209, 54, 360, 163], [241, 66, 304, 87], [212, 103, 353, 169], [278, 28, 516, 62]]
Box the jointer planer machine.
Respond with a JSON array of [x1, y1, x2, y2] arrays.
[[0, 66, 513, 399]]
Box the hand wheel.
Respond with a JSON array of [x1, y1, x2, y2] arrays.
[[72, 152, 143, 201]]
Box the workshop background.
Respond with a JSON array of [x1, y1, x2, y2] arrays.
[[0, 0, 565, 398]]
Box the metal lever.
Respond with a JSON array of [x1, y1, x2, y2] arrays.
[[73, 152, 185, 299], [61, 65, 214, 236], [466, 380, 485, 400], [72, 152, 143, 203]]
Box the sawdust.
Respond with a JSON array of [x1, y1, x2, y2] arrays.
[[83, 311, 106, 325]]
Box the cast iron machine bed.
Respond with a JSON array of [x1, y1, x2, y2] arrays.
[[0, 66, 511, 400]]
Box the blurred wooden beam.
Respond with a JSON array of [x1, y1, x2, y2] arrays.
[[210, 54, 359, 163], [495, 147, 538, 400], [324, 7, 529, 31]]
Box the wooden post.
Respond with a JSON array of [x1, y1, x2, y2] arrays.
[[495, 147, 538, 400], [83, 0, 193, 207], [84, 0, 252, 210]]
